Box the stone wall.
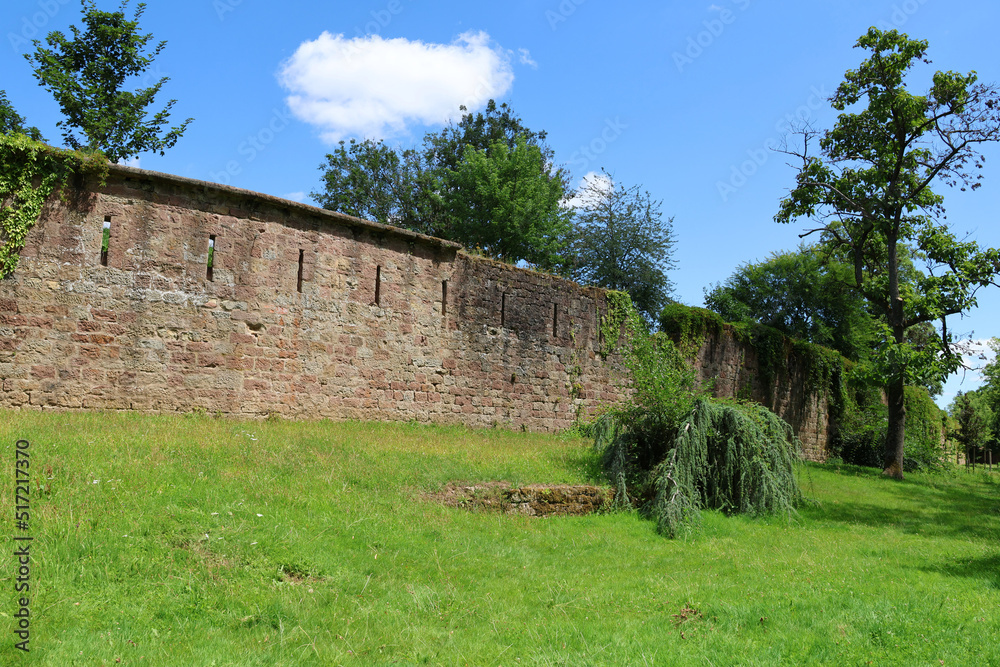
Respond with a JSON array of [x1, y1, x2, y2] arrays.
[[0, 166, 621, 432], [687, 323, 831, 461], [0, 164, 831, 460]]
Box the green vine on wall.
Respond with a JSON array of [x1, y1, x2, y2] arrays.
[[599, 290, 635, 358], [0, 132, 106, 278]]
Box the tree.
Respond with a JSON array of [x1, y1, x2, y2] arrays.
[[312, 100, 573, 268], [423, 99, 556, 174], [310, 138, 439, 236], [25, 0, 192, 163], [0, 91, 44, 141], [775, 28, 1000, 478], [950, 390, 994, 458], [705, 244, 875, 361], [444, 135, 573, 270], [569, 171, 676, 322]]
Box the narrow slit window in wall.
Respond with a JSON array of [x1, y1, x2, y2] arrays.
[[375, 265, 382, 306], [297, 249, 304, 293], [100, 217, 111, 266], [441, 280, 448, 317], [552, 303, 559, 337], [501, 293, 507, 328], [596, 303, 603, 345], [207, 235, 216, 282]]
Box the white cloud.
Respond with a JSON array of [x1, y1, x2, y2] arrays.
[[517, 48, 538, 68], [284, 191, 307, 203], [278, 31, 515, 142], [118, 157, 141, 168]]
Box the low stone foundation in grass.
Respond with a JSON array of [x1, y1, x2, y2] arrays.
[[428, 482, 614, 516]]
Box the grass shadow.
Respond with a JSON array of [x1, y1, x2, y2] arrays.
[[800, 465, 1000, 542]]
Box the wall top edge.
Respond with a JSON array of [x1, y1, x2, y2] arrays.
[[102, 163, 464, 252]]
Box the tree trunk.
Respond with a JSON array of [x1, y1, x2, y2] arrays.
[[882, 226, 906, 480], [883, 373, 906, 479]]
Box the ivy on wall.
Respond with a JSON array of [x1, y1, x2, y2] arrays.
[[0, 133, 105, 278], [658, 302, 946, 469]]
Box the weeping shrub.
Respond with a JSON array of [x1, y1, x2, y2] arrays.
[[652, 399, 802, 538], [593, 292, 803, 536], [593, 292, 701, 508]]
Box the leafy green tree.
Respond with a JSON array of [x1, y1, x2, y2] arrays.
[[444, 135, 572, 270], [570, 171, 676, 322], [704, 243, 946, 396], [423, 99, 556, 174], [25, 0, 192, 162], [313, 100, 573, 268], [311, 138, 440, 236], [775, 28, 1000, 478], [0, 91, 44, 141], [950, 390, 994, 457], [705, 244, 875, 361]]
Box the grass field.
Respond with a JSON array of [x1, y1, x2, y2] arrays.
[[1, 410, 999, 666]]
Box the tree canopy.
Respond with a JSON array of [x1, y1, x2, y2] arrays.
[[25, 0, 192, 163], [312, 100, 575, 271], [443, 135, 572, 270], [569, 171, 676, 322], [705, 244, 875, 361], [775, 28, 1000, 478], [0, 91, 44, 141]]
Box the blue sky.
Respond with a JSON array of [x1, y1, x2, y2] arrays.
[[3, 0, 999, 407]]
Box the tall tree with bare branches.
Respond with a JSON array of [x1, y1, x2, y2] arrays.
[[776, 28, 1000, 478]]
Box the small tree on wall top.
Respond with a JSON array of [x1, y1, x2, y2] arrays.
[[775, 28, 1000, 478], [25, 0, 192, 163]]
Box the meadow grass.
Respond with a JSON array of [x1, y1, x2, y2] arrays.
[[1, 410, 998, 666]]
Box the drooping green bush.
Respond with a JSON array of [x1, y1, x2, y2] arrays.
[[653, 399, 802, 538], [594, 293, 802, 536]]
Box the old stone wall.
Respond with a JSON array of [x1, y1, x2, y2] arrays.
[[0, 166, 621, 431], [1, 165, 831, 459], [689, 324, 831, 461]]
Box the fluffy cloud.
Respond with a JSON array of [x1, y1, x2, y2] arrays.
[[278, 31, 515, 142]]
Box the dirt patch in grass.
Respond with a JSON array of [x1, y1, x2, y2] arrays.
[[428, 482, 614, 516]]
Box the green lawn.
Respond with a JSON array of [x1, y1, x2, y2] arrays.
[[1, 410, 998, 666]]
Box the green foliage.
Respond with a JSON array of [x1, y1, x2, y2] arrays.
[[0, 90, 44, 141], [568, 170, 677, 322], [313, 100, 571, 270], [831, 377, 945, 471], [950, 389, 994, 452], [657, 303, 726, 348], [25, 0, 192, 163], [831, 378, 887, 468], [704, 244, 878, 362], [653, 399, 802, 538], [599, 289, 636, 357], [0, 133, 105, 277], [775, 28, 1000, 476], [310, 138, 439, 237], [444, 135, 572, 270], [593, 293, 701, 504], [903, 386, 946, 471], [593, 296, 802, 537]]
